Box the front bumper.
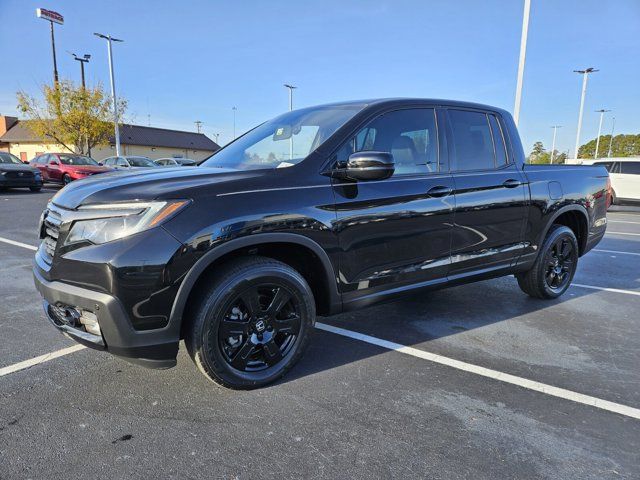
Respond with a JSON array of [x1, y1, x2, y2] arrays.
[[33, 265, 179, 369], [0, 176, 43, 188]]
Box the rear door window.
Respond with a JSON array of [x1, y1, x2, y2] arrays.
[[620, 162, 640, 175], [447, 110, 496, 171]]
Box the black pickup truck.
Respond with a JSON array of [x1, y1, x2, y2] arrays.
[[33, 99, 610, 389]]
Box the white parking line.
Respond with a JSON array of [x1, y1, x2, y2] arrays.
[[593, 248, 640, 257], [0, 345, 86, 378], [315, 322, 640, 420], [607, 231, 640, 237], [608, 220, 640, 225], [572, 283, 640, 297], [0, 236, 37, 251]]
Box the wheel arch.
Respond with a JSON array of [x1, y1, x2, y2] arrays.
[[540, 205, 589, 256], [169, 233, 342, 337]]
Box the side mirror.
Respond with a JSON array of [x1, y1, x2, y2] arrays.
[[339, 151, 395, 181]]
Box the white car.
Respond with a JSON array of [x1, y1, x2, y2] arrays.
[[591, 158, 640, 205]]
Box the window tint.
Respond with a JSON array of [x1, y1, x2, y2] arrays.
[[488, 114, 508, 165], [620, 162, 640, 175], [337, 108, 438, 175], [447, 110, 496, 171]]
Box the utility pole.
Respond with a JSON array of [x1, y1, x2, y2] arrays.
[[94, 33, 124, 156], [607, 116, 616, 158], [573, 67, 598, 159], [550, 125, 562, 164], [594, 109, 611, 159], [513, 0, 530, 127], [232, 107, 237, 139], [195, 120, 203, 133], [284, 84, 297, 159], [36, 9, 64, 85], [71, 53, 91, 88]]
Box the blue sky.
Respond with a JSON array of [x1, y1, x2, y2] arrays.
[[0, 0, 638, 154]]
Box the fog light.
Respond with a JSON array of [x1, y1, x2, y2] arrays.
[[79, 310, 101, 336]]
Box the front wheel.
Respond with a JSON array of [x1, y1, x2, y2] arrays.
[[516, 225, 579, 299], [62, 174, 72, 185], [185, 256, 315, 389]]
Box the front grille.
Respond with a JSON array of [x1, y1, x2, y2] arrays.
[[41, 208, 62, 262], [5, 171, 34, 179]]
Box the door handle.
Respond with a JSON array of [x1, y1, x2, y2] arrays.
[[503, 179, 522, 188], [426, 185, 453, 198]]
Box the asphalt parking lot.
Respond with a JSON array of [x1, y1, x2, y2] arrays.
[[1, 186, 639, 479]]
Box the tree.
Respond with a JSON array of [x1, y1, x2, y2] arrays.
[[526, 141, 566, 164], [16, 80, 127, 155], [578, 134, 640, 159]]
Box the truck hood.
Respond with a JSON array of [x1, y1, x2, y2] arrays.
[[51, 166, 259, 209]]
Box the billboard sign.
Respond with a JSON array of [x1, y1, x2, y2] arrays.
[[36, 8, 64, 25]]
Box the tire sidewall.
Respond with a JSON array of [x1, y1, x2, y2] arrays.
[[538, 226, 579, 298], [196, 263, 314, 388]]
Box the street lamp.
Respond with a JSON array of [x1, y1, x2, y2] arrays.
[[573, 67, 598, 159], [513, 0, 531, 127], [284, 84, 297, 159], [594, 109, 611, 159], [607, 116, 616, 158], [232, 107, 237, 139], [36, 8, 64, 85], [71, 53, 91, 88], [94, 33, 123, 156], [550, 125, 562, 164]]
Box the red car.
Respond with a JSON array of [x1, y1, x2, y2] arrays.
[[30, 153, 112, 185]]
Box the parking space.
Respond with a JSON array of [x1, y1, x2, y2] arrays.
[[1, 193, 639, 479]]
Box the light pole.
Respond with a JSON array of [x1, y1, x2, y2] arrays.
[[513, 0, 530, 127], [232, 107, 237, 139], [71, 53, 91, 88], [94, 33, 123, 156], [573, 67, 598, 159], [607, 116, 616, 158], [550, 125, 562, 164], [36, 9, 64, 85], [594, 109, 611, 159], [213, 133, 220, 145], [284, 84, 297, 159]]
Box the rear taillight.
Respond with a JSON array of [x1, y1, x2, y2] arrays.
[[605, 176, 612, 209]]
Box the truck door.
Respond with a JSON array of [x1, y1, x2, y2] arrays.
[[444, 109, 528, 276], [331, 107, 455, 307]]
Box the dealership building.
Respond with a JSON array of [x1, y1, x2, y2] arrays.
[[0, 115, 220, 162]]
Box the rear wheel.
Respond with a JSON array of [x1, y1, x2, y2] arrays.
[[185, 256, 315, 389], [516, 225, 579, 299]]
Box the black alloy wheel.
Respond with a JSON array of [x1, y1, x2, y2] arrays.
[[185, 256, 315, 389], [544, 237, 575, 292], [218, 284, 301, 372], [516, 224, 579, 299]]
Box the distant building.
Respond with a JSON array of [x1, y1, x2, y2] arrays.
[[0, 115, 220, 162]]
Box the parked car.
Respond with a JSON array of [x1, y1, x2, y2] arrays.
[[0, 151, 43, 191], [101, 156, 158, 169], [590, 158, 640, 205], [30, 153, 111, 185], [33, 98, 610, 389], [154, 158, 197, 167]]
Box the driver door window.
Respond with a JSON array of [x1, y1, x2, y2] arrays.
[[116, 158, 129, 167], [337, 108, 439, 176]]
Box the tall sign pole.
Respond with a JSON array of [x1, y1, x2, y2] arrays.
[[36, 8, 64, 85], [573, 67, 598, 159], [550, 125, 562, 164], [594, 109, 610, 159], [513, 0, 530, 126]]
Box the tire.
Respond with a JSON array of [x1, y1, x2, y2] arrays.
[[29, 186, 42, 192], [185, 256, 315, 389], [63, 174, 72, 185], [516, 225, 579, 299]]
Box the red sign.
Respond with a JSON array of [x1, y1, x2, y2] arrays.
[[36, 8, 64, 25]]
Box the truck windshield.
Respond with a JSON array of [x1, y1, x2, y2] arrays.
[[201, 104, 365, 171]]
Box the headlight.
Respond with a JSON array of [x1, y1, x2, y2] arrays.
[[64, 200, 189, 245]]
